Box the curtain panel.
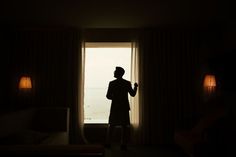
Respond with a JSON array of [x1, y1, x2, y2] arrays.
[[137, 29, 202, 144], [9, 28, 85, 144]]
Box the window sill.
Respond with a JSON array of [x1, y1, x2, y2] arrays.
[[84, 123, 108, 128]]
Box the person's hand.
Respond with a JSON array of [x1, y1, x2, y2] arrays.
[[134, 83, 138, 87]]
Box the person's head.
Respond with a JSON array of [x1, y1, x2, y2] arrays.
[[114, 67, 125, 79]]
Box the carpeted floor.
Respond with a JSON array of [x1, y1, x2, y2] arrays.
[[104, 145, 189, 157]]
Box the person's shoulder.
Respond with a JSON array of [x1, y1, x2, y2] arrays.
[[122, 79, 131, 84], [110, 79, 117, 84]]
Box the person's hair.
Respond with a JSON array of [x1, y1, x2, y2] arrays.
[[116, 66, 125, 76]]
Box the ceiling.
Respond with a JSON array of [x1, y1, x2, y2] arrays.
[[1, 0, 232, 28]]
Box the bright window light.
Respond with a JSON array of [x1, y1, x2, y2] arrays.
[[84, 42, 132, 123]]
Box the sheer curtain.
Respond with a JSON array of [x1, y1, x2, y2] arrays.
[[69, 37, 87, 144], [130, 42, 139, 127], [130, 41, 139, 144], [75, 40, 88, 144], [130, 41, 148, 144]]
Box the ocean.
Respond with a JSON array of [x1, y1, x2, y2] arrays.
[[84, 88, 111, 123]]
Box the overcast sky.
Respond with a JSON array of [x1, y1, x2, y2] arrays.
[[84, 47, 131, 89]]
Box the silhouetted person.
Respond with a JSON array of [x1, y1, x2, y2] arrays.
[[105, 66, 138, 150]]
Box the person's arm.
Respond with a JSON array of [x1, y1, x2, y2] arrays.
[[106, 82, 113, 100], [129, 82, 138, 97]]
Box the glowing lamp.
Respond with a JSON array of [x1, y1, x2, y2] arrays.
[[19, 76, 32, 90], [203, 74, 216, 93]]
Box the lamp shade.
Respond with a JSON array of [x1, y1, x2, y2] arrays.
[[19, 76, 32, 90], [203, 74, 216, 93]]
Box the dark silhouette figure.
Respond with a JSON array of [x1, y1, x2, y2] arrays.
[[105, 67, 138, 150]]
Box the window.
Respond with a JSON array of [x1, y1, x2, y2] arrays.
[[84, 42, 132, 123]]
